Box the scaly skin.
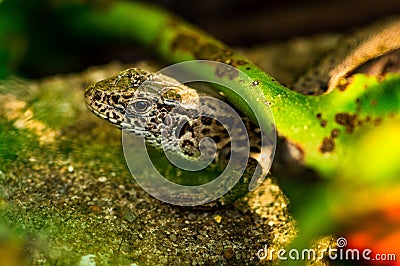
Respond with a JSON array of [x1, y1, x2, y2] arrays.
[[84, 67, 263, 158], [85, 67, 271, 203]]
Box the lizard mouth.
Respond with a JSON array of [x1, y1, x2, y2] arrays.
[[86, 100, 126, 127]]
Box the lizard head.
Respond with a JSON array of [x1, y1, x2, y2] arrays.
[[84, 68, 200, 149]]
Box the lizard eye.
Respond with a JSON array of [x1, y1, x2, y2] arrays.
[[129, 99, 152, 114]]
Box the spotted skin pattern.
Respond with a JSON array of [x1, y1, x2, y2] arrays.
[[85, 68, 263, 165]]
